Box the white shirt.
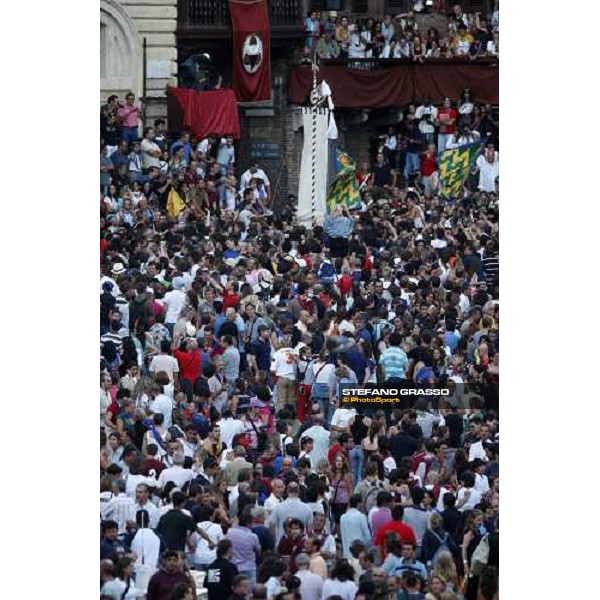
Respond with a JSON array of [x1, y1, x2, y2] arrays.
[[297, 569, 324, 600], [468, 439, 489, 462], [321, 578, 358, 600], [103, 493, 136, 534], [131, 528, 161, 570], [415, 104, 438, 120], [474, 473, 490, 495], [476, 153, 499, 193], [158, 465, 194, 489], [457, 486, 482, 512], [240, 168, 270, 191], [141, 138, 161, 169], [149, 355, 179, 384], [192, 522, 224, 565], [270, 347, 297, 379], [149, 394, 174, 429], [263, 493, 283, 516], [163, 289, 186, 324], [130, 501, 160, 528], [331, 408, 357, 430], [219, 417, 246, 450]]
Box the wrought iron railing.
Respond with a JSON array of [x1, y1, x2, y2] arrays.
[[178, 0, 303, 29]]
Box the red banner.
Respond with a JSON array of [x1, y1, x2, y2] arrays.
[[168, 88, 241, 139], [229, 0, 271, 102]]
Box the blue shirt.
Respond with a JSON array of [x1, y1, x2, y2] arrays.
[[214, 314, 227, 339], [379, 346, 408, 380]]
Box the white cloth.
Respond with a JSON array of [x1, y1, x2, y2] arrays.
[[321, 578, 358, 600], [131, 528, 161, 571], [302, 425, 331, 468], [158, 465, 194, 489], [219, 417, 246, 450]]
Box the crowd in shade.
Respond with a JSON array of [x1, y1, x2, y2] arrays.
[[99, 39, 499, 600], [303, 4, 499, 63]]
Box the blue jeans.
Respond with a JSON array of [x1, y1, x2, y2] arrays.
[[121, 126, 139, 146], [438, 133, 450, 153], [311, 383, 330, 421], [349, 446, 364, 484], [405, 152, 421, 179]]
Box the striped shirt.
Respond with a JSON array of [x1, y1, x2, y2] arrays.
[[378, 346, 408, 380]]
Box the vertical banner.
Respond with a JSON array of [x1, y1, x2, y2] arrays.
[[229, 0, 271, 102], [298, 107, 329, 229], [439, 142, 483, 200]]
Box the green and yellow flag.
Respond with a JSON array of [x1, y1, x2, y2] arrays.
[[327, 149, 360, 213], [439, 142, 482, 200], [327, 169, 361, 212]]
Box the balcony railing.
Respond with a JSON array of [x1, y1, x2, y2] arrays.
[[178, 0, 303, 33]]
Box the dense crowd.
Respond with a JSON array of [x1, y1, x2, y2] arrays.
[[100, 70, 500, 600], [303, 4, 499, 63]]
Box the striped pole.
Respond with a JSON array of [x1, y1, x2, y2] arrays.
[[309, 63, 319, 229]]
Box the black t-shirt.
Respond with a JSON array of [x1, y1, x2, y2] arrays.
[[373, 163, 392, 187], [444, 413, 464, 448], [390, 431, 419, 463], [207, 557, 239, 600], [155, 509, 196, 552], [220, 321, 239, 344]]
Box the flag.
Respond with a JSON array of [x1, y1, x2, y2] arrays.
[[439, 142, 482, 199], [334, 148, 355, 175], [229, 0, 271, 102], [327, 169, 361, 213], [166, 188, 186, 220]]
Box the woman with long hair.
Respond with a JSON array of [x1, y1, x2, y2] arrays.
[[461, 509, 487, 599], [361, 420, 380, 462], [330, 453, 354, 534]]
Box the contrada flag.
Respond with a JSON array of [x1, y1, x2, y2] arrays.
[[229, 0, 271, 102]]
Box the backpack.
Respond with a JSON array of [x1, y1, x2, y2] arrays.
[[430, 530, 451, 568], [318, 261, 336, 284], [362, 480, 386, 513], [471, 533, 490, 575]]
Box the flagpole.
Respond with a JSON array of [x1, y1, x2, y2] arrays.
[[309, 61, 319, 230]]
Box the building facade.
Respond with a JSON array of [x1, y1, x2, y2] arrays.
[[100, 0, 178, 122]]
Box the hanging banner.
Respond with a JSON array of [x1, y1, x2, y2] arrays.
[[298, 107, 329, 229], [229, 0, 271, 102]]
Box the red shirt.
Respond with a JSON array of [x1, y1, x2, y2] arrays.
[[420, 152, 437, 177], [438, 107, 458, 134], [375, 520, 418, 554], [174, 349, 202, 383], [223, 289, 240, 310], [337, 274, 353, 297]]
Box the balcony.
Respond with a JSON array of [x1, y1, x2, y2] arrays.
[[178, 0, 304, 39]]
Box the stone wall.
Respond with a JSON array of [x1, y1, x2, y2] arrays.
[[100, 0, 177, 122]]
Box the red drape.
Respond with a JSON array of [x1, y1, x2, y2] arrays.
[[288, 63, 499, 107], [229, 0, 271, 102], [169, 88, 241, 139]]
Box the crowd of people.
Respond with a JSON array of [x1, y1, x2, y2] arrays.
[[368, 90, 499, 191], [303, 4, 499, 63], [99, 41, 500, 600]]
